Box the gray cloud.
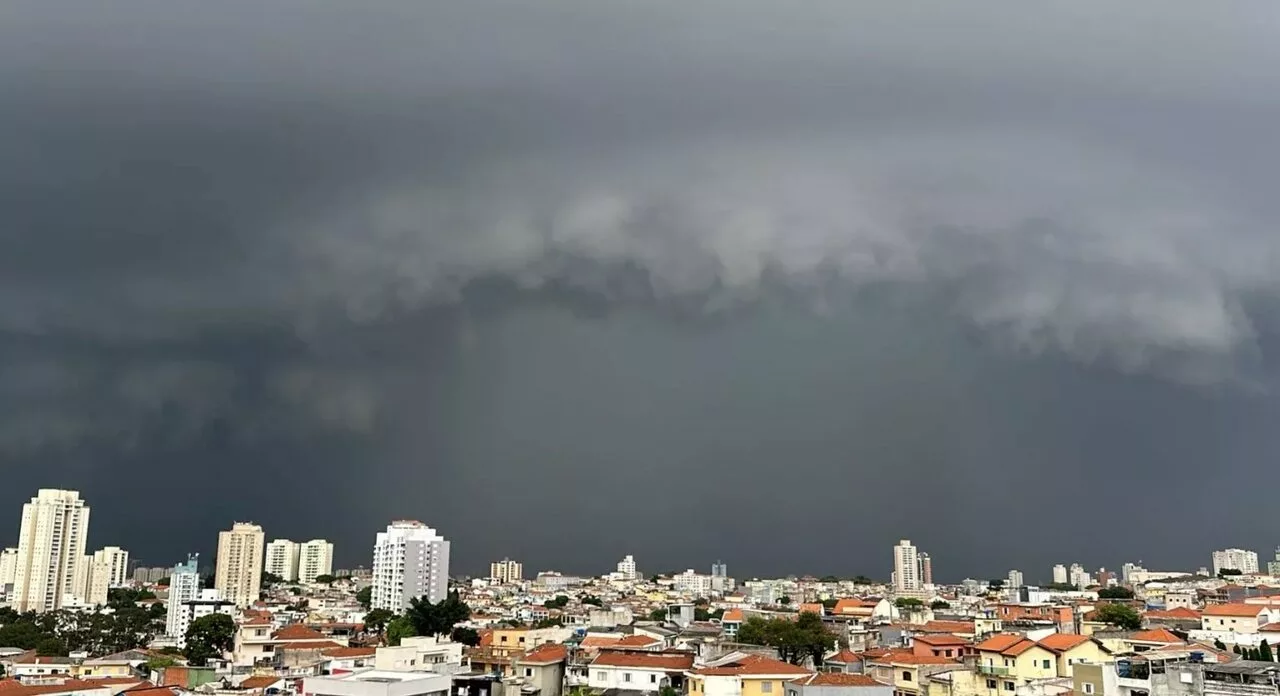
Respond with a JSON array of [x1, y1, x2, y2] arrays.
[[1, 0, 1278, 576]]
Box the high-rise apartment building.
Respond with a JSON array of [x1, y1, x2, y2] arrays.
[[298, 540, 334, 584], [1052, 564, 1068, 585], [0, 547, 17, 595], [1007, 569, 1023, 589], [265, 539, 301, 582], [215, 522, 265, 608], [616, 555, 637, 581], [1267, 549, 1280, 577], [1212, 548, 1259, 576], [919, 552, 933, 587], [371, 521, 450, 612], [93, 546, 130, 587], [10, 489, 91, 612], [893, 539, 921, 593], [489, 558, 523, 583], [166, 554, 203, 640]]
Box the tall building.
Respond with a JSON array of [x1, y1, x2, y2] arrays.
[[616, 555, 637, 581], [489, 558, 523, 583], [0, 547, 17, 595], [1121, 562, 1143, 583], [93, 546, 130, 587], [166, 554, 203, 640], [1052, 564, 1068, 585], [298, 540, 334, 584], [893, 539, 921, 593], [10, 489, 91, 613], [1007, 569, 1023, 589], [265, 539, 301, 582], [919, 552, 933, 587], [674, 569, 713, 596], [711, 561, 728, 578], [215, 522, 265, 608], [371, 521, 450, 612], [1212, 548, 1259, 576], [1267, 549, 1280, 577]]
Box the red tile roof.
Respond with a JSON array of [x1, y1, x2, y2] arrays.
[[889, 654, 962, 665], [1144, 608, 1201, 620], [322, 646, 378, 658], [580, 636, 623, 648], [592, 651, 695, 670], [792, 674, 887, 687], [1037, 634, 1093, 652], [1204, 604, 1266, 617], [798, 604, 825, 616], [921, 620, 975, 634], [722, 609, 745, 622], [521, 643, 569, 664], [914, 634, 969, 646], [975, 634, 1027, 654], [1128, 629, 1183, 644], [277, 640, 344, 650], [692, 654, 814, 676], [0, 679, 137, 696], [827, 649, 861, 663], [272, 624, 328, 640], [239, 677, 284, 690], [833, 599, 874, 615], [618, 635, 661, 647]]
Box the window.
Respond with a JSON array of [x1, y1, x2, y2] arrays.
[[624, 674, 632, 683], [902, 671, 912, 682], [597, 672, 606, 681], [1004, 683, 1015, 692], [650, 675, 657, 684], [945, 650, 953, 657], [762, 683, 773, 694], [525, 669, 533, 678], [986, 680, 997, 689], [1083, 684, 1094, 694], [1042, 660, 1051, 669]]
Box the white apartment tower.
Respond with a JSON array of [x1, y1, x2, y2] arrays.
[[166, 554, 202, 639], [893, 539, 921, 593], [371, 521, 450, 612], [0, 547, 17, 595], [617, 555, 637, 581], [1213, 548, 1259, 576], [215, 522, 265, 608], [265, 539, 301, 581], [93, 546, 130, 586], [1052, 564, 1068, 585], [1007, 569, 1024, 589], [490, 558, 523, 583], [11, 489, 91, 612], [298, 540, 334, 584]]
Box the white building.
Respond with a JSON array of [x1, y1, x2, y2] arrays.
[[616, 555, 637, 581], [299, 539, 334, 584], [1212, 548, 1259, 576], [893, 539, 921, 593], [10, 489, 91, 612], [490, 558, 523, 584], [1052, 564, 1067, 585], [265, 539, 301, 582], [93, 546, 129, 586], [215, 522, 265, 608], [0, 547, 16, 596], [371, 521, 450, 612], [166, 554, 202, 639], [171, 589, 235, 646], [304, 671, 449, 696], [1068, 563, 1090, 589], [374, 635, 465, 672], [673, 569, 713, 596], [1007, 569, 1024, 589]]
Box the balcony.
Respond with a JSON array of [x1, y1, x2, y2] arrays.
[[977, 666, 1012, 677]]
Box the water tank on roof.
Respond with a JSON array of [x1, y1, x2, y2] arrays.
[[1190, 652, 1204, 663]]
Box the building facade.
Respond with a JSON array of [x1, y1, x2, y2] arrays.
[[490, 558, 523, 583], [166, 554, 202, 638], [1007, 570, 1023, 589], [215, 522, 265, 608], [299, 539, 334, 584], [371, 521, 450, 612], [10, 489, 91, 612], [617, 555, 637, 581], [92, 546, 129, 586], [1212, 548, 1259, 576], [265, 539, 301, 582], [894, 540, 921, 593]]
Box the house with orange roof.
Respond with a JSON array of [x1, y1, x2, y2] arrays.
[[973, 634, 1058, 687], [1035, 633, 1109, 677], [1201, 603, 1276, 633], [911, 634, 972, 659], [512, 643, 568, 696], [688, 653, 813, 696], [722, 609, 746, 639], [832, 599, 877, 620], [863, 651, 959, 696], [798, 604, 825, 617], [918, 621, 977, 639], [590, 650, 695, 692], [787, 673, 891, 696], [1142, 608, 1202, 631]]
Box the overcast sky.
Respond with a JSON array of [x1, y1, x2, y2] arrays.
[[2, 1, 1279, 581]]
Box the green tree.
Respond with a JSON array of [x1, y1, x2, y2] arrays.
[[314, 574, 337, 584], [451, 627, 481, 647], [819, 576, 840, 583], [386, 617, 417, 646], [1092, 603, 1142, 630], [894, 597, 924, 609], [930, 600, 950, 610], [406, 591, 472, 637], [156, 577, 170, 586], [261, 571, 285, 586], [1097, 587, 1135, 599], [145, 656, 178, 672], [1044, 582, 1078, 591], [1214, 639, 1228, 651], [544, 596, 570, 609], [649, 609, 668, 621], [1233, 645, 1243, 655], [821, 598, 838, 609], [183, 613, 236, 666], [851, 576, 875, 585], [1261, 640, 1274, 661], [364, 608, 395, 636], [988, 579, 1005, 590], [581, 595, 603, 607], [532, 617, 564, 629], [356, 586, 373, 610], [35, 636, 67, 657], [1219, 569, 1243, 578], [778, 596, 792, 605], [735, 612, 836, 665]]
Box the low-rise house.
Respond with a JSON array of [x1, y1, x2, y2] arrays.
[[303, 670, 449, 696], [865, 653, 959, 696], [322, 646, 378, 675], [376, 636, 464, 673], [787, 673, 892, 696], [511, 642, 567, 696], [1201, 604, 1275, 633], [1035, 634, 1109, 677], [9, 656, 74, 680], [974, 635, 1058, 686], [911, 635, 970, 659], [687, 653, 813, 696], [1142, 608, 1201, 632], [589, 650, 695, 693]]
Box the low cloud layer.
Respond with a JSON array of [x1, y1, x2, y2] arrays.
[[1, 1, 1278, 575]]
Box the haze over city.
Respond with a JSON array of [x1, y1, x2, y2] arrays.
[[2, 1, 1280, 579]]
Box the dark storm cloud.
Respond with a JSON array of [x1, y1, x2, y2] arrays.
[[1, 1, 1279, 577]]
